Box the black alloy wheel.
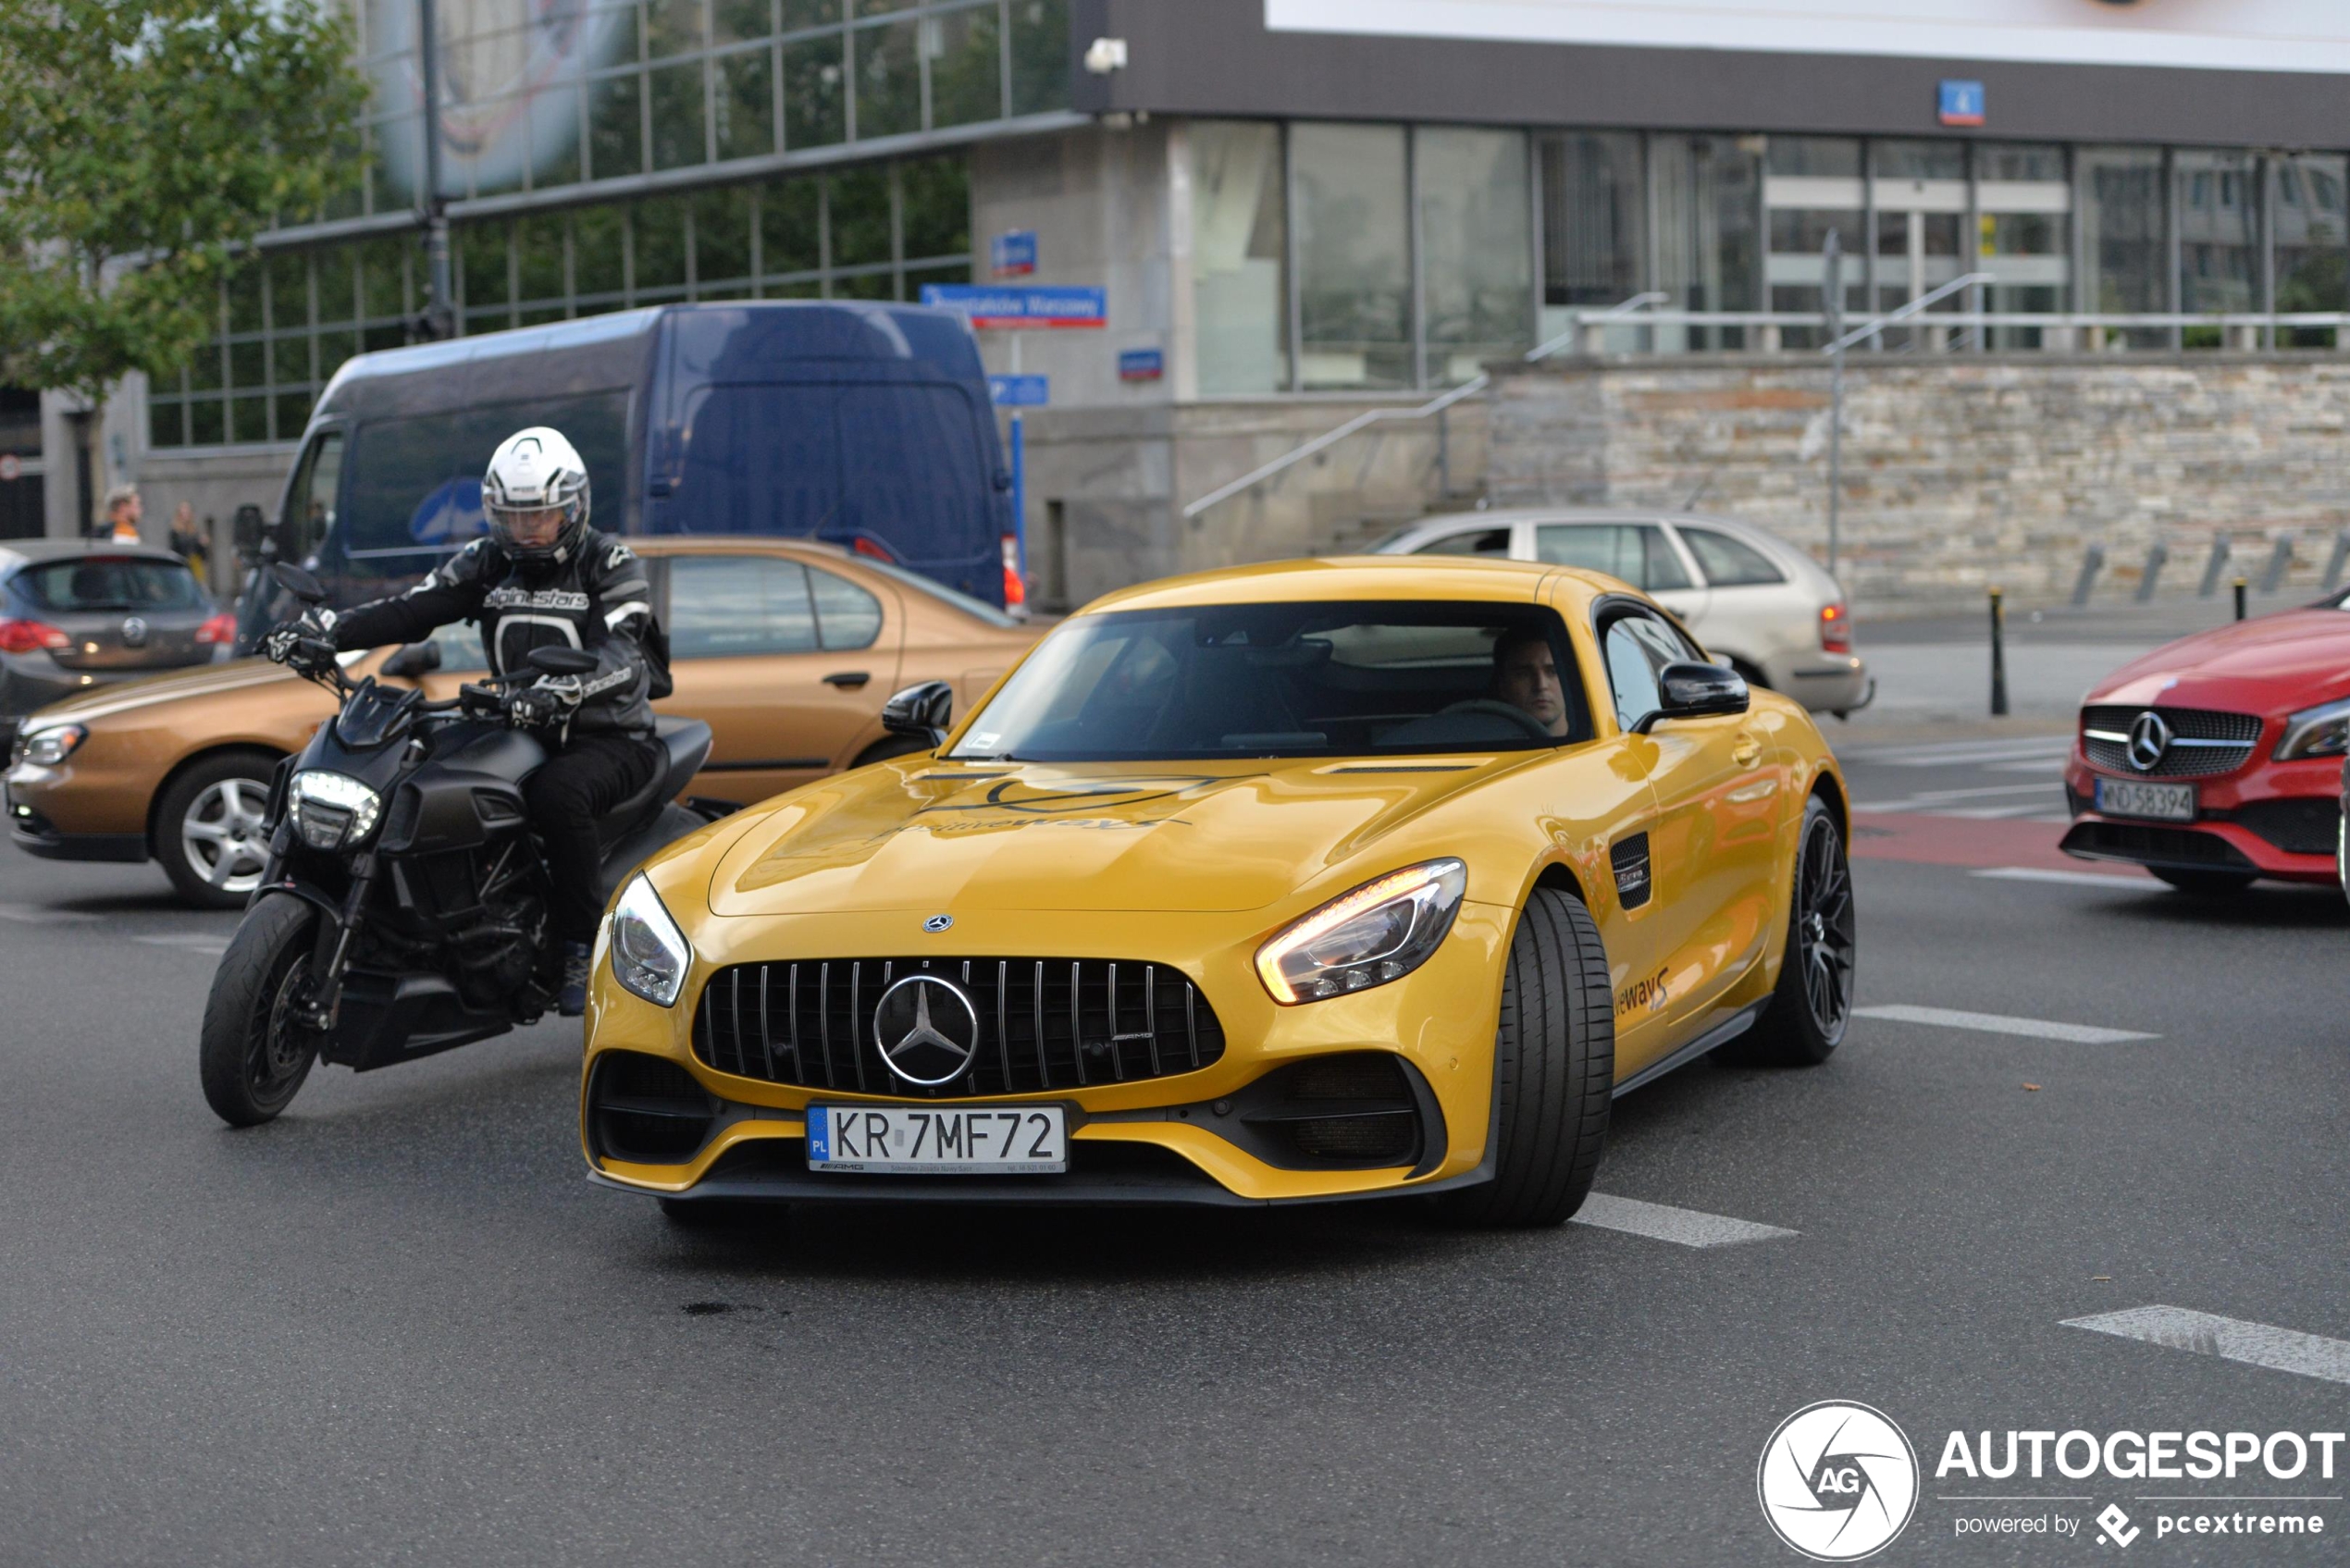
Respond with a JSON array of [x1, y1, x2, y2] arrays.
[[198, 893, 323, 1126], [1731, 794, 1855, 1067]]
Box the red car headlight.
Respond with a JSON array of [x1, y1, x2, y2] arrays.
[[2274, 698, 2350, 761]]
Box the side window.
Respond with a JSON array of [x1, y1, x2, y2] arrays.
[[283, 430, 342, 560], [1536, 524, 1632, 580], [1679, 526, 1787, 587], [426, 621, 487, 673], [1602, 618, 1664, 732], [666, 556, 820, 658], [809, 565, 884, 651], [1638, 525, 1693, 591], [1416, 527, 1510, 557]]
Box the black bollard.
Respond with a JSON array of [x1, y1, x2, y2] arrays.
[[1989, 586, 2009, 717], [2233, 575, 2248, 622]]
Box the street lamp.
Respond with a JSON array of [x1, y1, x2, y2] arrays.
[[416, 0, 454, 340]]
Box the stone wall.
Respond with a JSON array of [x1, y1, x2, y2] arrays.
[[1487, 352, 2350, 611]]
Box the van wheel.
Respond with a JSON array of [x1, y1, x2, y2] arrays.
[[157, 751, 278, 909], [1438, 887, 1614, 1228], [1730, 795, 1855, 1067]]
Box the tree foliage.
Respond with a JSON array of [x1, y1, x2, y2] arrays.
[[0, 0, 372, 402]]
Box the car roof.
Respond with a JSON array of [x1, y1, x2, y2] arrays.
[[0, 540, 195, 573], [1082, 554, 1575, 615], [1392, 507, 1786, 536]]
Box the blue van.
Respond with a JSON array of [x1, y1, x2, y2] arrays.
[[240, 302, 1011, 641]]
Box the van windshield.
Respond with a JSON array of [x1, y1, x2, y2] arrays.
[[338, 392, 630, 562], [948, 600, 1589, 761]]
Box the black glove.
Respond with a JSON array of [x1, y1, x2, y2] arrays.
[[503, 676, 584, 730], [262, 611, 334, 674]]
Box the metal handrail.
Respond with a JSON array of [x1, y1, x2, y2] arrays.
[[1524, 290, 1670, 363], [1824, 271, 1994, 353]]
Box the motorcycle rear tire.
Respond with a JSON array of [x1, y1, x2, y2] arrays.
[[200, 893, 323, 1128]]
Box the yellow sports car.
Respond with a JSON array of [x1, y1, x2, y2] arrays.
[[579, 558, 1855, 1227]]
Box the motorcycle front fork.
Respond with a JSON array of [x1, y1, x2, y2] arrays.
[[295, 850, 378, 1031]]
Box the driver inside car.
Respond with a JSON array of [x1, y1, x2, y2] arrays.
[[1491, 627, 1571, 738], [263, 427, 662, 1017]]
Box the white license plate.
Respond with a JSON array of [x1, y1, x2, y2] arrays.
[[806, 1104, 1067, 1175], [2095, 776, 2196, 822]]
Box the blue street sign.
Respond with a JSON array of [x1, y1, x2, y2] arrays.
[[1118, 348, 1164, 382], [989, 374, 1049, 406], [990, 230, 1038, 277], [921, 284, 1107, 329], [1938, 80, 1985, 128]]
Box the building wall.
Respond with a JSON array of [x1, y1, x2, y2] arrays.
[[1487, 352, 2350, 610]]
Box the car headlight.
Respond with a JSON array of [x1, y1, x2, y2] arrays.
[[2274, 697, 2350, 761], [287, 770, 382, 851], [1255, 858, 1467, 1005], [611, 874, 692, 1007], [14, 723, 84, 767]]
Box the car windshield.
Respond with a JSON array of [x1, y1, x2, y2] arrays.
[[15, 557, 207, 612], [947, 599, 1589, 761]]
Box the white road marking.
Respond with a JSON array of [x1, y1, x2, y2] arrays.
[[2064, 1305, 2350, 1388], [1843, 737, 2074, 767], [1943, 803, 2055, 820], [1571, 1192, 1798, 1248], [1853, 1004, 2156, 1043], [132, 933, 230, 957], [1973, 866, 2148, 888], [1851, 783, 2056, 812], [0, 903, 100, 923]]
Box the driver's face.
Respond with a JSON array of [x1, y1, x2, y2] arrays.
[[499, 504, 566, 548], [1497, 641, 1568, 736]]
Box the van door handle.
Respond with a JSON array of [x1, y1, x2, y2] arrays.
[[823, 671, 871, 688]]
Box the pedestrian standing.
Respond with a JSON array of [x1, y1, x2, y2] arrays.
[[167, 500, 211, 588], [103, 484, 142, 544]]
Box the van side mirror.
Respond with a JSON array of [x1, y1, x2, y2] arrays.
[[380, 640, 443, 680], [269, 562, 327, 603], [882, 679, 953, 747], [232, 503, 268, 556], [1637, 661, 1750, 732]]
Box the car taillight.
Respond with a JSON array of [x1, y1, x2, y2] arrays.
[[194, 611, 237, 645], [1000, 533, 1026, 610], [0, 619, 69, 655], [850, 536, 897, 562], [1819, 602, 1851, 655]]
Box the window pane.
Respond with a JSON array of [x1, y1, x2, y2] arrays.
[[783, 0, 840, 25], [266, 252, 311, 330], [314, 247, 356, 324], [783, 34, 847, 148], [2277, 153, 2347, 346], [829, 165, 892, 267], [1979, 142, 2064, 183], [636, 196, 691, 291], [1292, 121, 1410, 390], [149, 401, 187, 451], [695, 185, 754, 286], [1679, 526, 1785, 587], [1872, 139, 1964, 180], [534, 80, 584, 188], [190, 399, 225, 446], [810, 564, 883, 649], [589, 71, 644, 178], [898, 154, 969, 260], [189, 341, 223, 392], [1535, 524, 1633, 578], [1008, 0, 1066, 117], [1639, 526, 1691, 592], [1603, 620, 1663, 730], [1766, 136, 1860, 177], [712, 0, 771, 45], [926, 4, 1002, 130], [761, 176, 822, 275], [317, 330, 359, 382], [272, 335, 311, 386], [230, 394, 270, 444], [716, 48, 775, 160], [645, 0, 704, 59], [1416, 527, 1509, 556], [1418, 127, 1531, 383], [228, 266, 266, 334], [575, 205, 627, 298], [1191, 120, 1289, 395], [1653, 135, 1761, 352], [276, 390, 315, 438], [668, 556, 821, 657], [649, 58, 709, 168], [854, 18, 921, 138], [2177, 149, 2260, 329], [1540, 131, 1642, 308], [516, 214, 565, 303], [2081, 146, 2166, 348], [461, 222, 512, 309], [229, 340, 266, 390]]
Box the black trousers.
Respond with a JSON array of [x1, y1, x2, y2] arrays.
[[523, 730, 662, 945]]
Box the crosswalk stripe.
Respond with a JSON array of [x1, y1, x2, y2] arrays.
[[1973, 866, 2148, 888], [1571, 1193, 1798, 1248], [131, 933, 231, 956], [2064, 1305, 2350, 1388], [1853, 1003, 2155, 1043]]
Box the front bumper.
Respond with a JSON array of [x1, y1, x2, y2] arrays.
[[2060, 747, 2340, 883], [580, 903, 1515, 1207]]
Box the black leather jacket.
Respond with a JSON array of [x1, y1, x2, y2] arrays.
[[328, 527, 657, 736]]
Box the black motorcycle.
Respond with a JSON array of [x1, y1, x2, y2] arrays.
[[199, 565, 715, 1127]]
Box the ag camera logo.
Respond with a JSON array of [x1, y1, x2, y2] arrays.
[[1759, 1401, 1920, 1561]]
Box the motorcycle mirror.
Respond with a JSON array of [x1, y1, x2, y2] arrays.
[[269, 562, 327, 603], [380, 640, 444, 679], [526, 645, 600, 676]]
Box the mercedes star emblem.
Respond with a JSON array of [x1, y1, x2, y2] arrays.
[[120, 615, 148, 648], [922, 913, 953, 932], [2126, 710, 2171, 772], [872, 973, 981, 1087]]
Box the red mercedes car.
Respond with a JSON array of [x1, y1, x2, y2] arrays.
[[2062, 602, 2350, 893]]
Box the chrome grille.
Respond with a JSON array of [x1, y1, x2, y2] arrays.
[[2081, 704, 2263, 779], [692, 957, 1226, 1098]]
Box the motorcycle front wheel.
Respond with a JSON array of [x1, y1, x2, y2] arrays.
[[199, 893, 324, 1127]]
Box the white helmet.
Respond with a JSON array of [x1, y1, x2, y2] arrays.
[[482, 426, 590, 563]]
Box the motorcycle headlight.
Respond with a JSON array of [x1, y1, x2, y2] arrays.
[[1255, 858, 1468, 1005], [287, 770, 382, 851], [14, 723, 85, 767], [2274, 696, 2350, 761], [611, 874, 692, 1007]]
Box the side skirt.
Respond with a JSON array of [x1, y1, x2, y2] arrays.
[[1611, 1000, 1766, 1099]]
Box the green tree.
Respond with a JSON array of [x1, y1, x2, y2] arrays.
[[0, 0, 371, 404]]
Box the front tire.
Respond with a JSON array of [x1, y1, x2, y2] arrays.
[[157, 751, 278, 909], [1733, 794, 1856, 1067], [1439, 887, 1614, 1228], [199, 893, 323, 1127], [2150, 866, 2257, 896]]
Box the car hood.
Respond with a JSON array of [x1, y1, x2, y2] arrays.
[[19, 656, 319, 729], [705, 757, 1511, 917], [2087, 608, 2350, 712]]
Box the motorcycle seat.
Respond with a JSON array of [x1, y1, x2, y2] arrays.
[[600, 717, 713, 841]]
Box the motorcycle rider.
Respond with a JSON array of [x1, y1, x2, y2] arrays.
[[264, 427, 662, 1017]]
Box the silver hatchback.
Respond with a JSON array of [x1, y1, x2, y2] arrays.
[[1371, 509, 1871, 715], [0, 542, 230, 744]]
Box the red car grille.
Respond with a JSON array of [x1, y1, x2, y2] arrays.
[[2081, 704, 2262, 779]]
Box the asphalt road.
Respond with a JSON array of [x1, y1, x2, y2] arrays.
[[4, 733, 2347, 1567]]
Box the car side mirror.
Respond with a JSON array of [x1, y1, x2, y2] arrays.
[[380, 640, 443, 680], [882, 679, 953, 747], [1636, 661, 1750, 733], [232, 503, 268, 556], [526, 645, 600, 676], [268, 562, 327, 604]]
